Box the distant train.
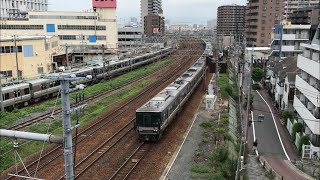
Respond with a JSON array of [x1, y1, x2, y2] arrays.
[[1, 48, 172, 111], [135, 42, 209, 141]]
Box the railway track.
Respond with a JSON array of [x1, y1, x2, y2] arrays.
[[4, 40, 205, 179], [5, 50, 197, 180], [59, 119, 135, 180], [108, 143, 150, 180], [8, 58, 171, 131]]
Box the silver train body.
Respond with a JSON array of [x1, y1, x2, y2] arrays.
[[1, 48, 172, 110], [135, 55, 207, 141]]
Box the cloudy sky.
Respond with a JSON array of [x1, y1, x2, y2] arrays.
[[50, 0, 246, 24]]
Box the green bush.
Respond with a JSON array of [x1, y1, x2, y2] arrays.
[[282, 110, 293, 126], [200, 121, 213, 128], [204, 171, 224, 180], [209, 146, 229, 165], [265, 169, 275, 179], [191, 165, 211, 174], [291, 122, 303, 141], [252, 83, 261, 90], [298, 135, 310, 154], [252, 67, 264, 82], [202, 138, 209, 143]]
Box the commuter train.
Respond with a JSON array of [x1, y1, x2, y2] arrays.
[[1, 48, 172, 111], [135, 46, 208, 141]]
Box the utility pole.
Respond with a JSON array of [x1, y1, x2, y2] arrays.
[[0, 74, 4, 112], [14, 35, 19, 81], [65, 45, 69, 70], [102, 44, 106, 80]]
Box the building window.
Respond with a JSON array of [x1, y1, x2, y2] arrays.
[[261, 40, 265, 44], [38, 67, 44, 74], [263, 0, 267, 4], [57, 25, 106, 31], [0, 70, 12, 77], [0, 46, 22, 53], [262, 13, 266, 17], [23, 45, 33, 57], [262, 20, 266, 24], [261, 26, 265, 30], [0, 25, 43, 30], [261, 33, 265, 37]]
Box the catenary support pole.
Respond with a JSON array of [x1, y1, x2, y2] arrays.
[[0, 129, 63, 144], [0, 74, 4, 112], [61, 79, 75, 180]]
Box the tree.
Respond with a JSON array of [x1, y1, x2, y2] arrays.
[[252, 67, 264, 82]]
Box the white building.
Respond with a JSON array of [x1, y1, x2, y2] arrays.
[[0, 0, 118, 49], [0, 0, 48, 19], [293, 24, 320, 149], [169, 24, 192, 32], [283, 0, 319, 19], [269, 21, 311, 60], [118, 27, 143, 48], [282, 72, 298, 112], [140, 0, 162, 31]]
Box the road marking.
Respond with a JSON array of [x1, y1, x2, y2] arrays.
[[256, 91, 290, 161], [251, 111, 259, 156]]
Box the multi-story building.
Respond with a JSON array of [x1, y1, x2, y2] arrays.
[[206, 19, 217, 30], [245, 0, 284, 47], [140, 0, 162, 31], [283, 0, 319, 19], [293, 25, 320, 150], [217, 5, 246, 36], [0, 0, 118, 49], [118, 27, 143, 48], [269, 21, 311, 60], [144, 14, 165, 37], [0, 0, 48, 19], [0, 36, 60, 80], [290, 5, 320, 40]]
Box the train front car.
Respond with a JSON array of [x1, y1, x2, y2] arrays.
[[135, 57, 206, 142]]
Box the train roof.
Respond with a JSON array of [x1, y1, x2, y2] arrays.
[[26, 78, 52, 85], [2, 83, 30, 93], [136, 57, 205, 113]]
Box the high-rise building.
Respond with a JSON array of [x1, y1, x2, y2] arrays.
[[217, 5, 246, 36], [0, 0, 48, 19], [140, 0, 162, 32], [283, 0, 319, 19], [245, 0, 284, 47]]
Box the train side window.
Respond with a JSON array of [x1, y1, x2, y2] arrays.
[[14, 90, 21, 97], [41, 84, 47, 90], [4, 93, 9, 100], [24, 88, 30, 95]]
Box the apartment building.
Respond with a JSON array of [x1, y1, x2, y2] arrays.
[[283, 0, 319, 19], [0, 0, 48, 19], [245, 0, 284, 47], [0, 36, 60, 80], [169, 24, 192, 32], [293, 25, 320, 149], [144, 14, 165, 37], [269, 21, 311, 60], [140, 0, 162, 31], [290, 5, 320, 40], [0, 0, 118, 49], [217, 5, 246, 36]]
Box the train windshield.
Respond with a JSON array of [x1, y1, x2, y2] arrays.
[[136, 112, 161, 127]]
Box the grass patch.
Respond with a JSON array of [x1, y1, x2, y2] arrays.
[[200, 121, 213, 128], [0, 60, 168, 172], [191, 165, 211, 173]]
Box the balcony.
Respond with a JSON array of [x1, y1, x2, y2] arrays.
[[297, 55, 320, 80], [295, 34, 309, 40], [296, 75, 320, 107], [294, 95, 320, 135]]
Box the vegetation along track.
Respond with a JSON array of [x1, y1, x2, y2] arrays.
[[3, 39, 205, 179], [8, 57, 172, 131]]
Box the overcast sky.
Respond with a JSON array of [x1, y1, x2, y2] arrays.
[[49, 0, 246, 24]]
